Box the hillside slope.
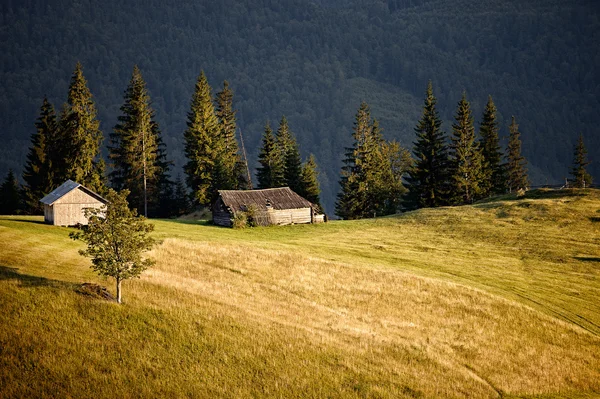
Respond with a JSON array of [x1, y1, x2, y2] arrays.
[[1, 189, 599, 397], [0, 0, 598, 212]]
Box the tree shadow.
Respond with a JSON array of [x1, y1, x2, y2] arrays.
[[0, 265, 74, 289], [0, 217, 46, 225], [156, 218, 215, 227], [574, 257, 600, 263]]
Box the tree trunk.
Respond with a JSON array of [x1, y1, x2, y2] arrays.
[[116, 278, 122, 304], [143, 130, 148, 218]]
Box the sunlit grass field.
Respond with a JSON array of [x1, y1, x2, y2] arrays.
[[1, 189, 599, 398]]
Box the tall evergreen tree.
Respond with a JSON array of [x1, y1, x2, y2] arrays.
[[0, 170, 21, 215], [109, 66, 163, 217], [479, 95, 506, 196], [404, 81, 450, 209], [298, 154, 322, 211], [184, 71, 221, 206], [336, 102, 384, 219], [276, 116, 303, 193], [569, 133, 592, 188], [58, 62, 105, 193], [505, 116, 529, 193], [22, 97, 58, 213], [379, 140, 411, 215], [448, 92, 485, 204], [215, 80, 245, 190], [256, 121, 285, 189]]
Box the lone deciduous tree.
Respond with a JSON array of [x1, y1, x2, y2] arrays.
[[70, 189, 155, 304]]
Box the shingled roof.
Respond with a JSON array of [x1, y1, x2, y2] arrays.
[[40, 180, 107, 205], [217, 187, 313, 213]]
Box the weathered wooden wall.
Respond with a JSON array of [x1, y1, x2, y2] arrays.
[[48, 188, 104, 226]]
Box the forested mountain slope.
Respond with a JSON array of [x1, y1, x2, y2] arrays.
[[0, 0, 597, 212]]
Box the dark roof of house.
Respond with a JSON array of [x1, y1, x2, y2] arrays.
[[217, 187, 313, 213], [40, 180, 108, 205]]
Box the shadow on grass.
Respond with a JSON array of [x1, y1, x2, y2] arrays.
[[590, 217, 600, 223], [0, 265, 74, 289], [155, 218, 220, 227], [0, 217, 46, 225], [575, 257, 600, 263]]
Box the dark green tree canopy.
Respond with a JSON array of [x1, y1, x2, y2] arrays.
[[215, 80, 244, 190], [337, 102, 409, 219], [506, 116, 529, 192], [109, 65, 165, 217], [183, 71, 221, 206], [298, 154, 322, 211], [276, 116, 303, 194], [448, 92, 485, 204], [569, 133, 592, 188], [0, 170, 21, 215], [70, 189, 155, 304], [404, 81, 450, 209], [59, 62, 106, 193], [22, 97, 58, 213], [256, 121, 285, 189], [479, 95, 506, 196]]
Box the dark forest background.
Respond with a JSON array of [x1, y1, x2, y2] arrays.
[[1, 0, 598, 213]]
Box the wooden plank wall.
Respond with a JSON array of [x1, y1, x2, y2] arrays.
[[52, 188, 104, 226]]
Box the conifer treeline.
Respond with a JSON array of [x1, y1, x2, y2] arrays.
[[6, 64, 594, 218], [16, 63, 323, 217], [256, 116, 322, 210], [334, 82, 592, 219]]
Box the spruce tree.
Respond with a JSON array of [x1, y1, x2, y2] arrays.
[[59, 62, 105, 193], [448, 92, 485, 204], [0, 170, 21, 215], [22, 97, 58, 213], [479, 95, 506, 195], [379, 140, 411, 215], [505, 116, 529, 193], [569, 133, 592, 188], [109, 66, 162, 217], [215, 81, 244, 190], [276, 116, 303, 193], [298, 154, 322, 211], [336, 102, 378, 219], [256, 121, 285, 189], [404, 81, 450, 209], [183, 71, 221, 206]]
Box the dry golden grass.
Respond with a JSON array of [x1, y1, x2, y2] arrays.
[[143, 238, 600, 397], [1, 189, 600, 398]]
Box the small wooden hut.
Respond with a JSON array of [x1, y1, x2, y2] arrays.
[[213, 187, 324, 227], [40, 180, 107, 226]]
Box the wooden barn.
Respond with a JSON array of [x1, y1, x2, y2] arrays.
[[40, 180, 107, 226], [213, 187, 324, 227]]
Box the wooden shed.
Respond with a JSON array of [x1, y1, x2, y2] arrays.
[[40, 180, 107, 226], [213, 187, 324, 227]]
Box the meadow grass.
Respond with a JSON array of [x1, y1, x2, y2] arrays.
[[1, 189, 599, 398]]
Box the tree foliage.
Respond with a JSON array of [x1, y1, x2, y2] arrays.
[[0, 170, 21, 215], [298, 154, 322, 211], [479, 95, 506, 196], [215, 80, 245, 190], [58, 62, 106, 193], [336, 102, 409, 219], [256, 121, 285, 189], [569, 133, 592, 188], [404, 81, 450, 209], [22, 98, 59, 213], [70, 189, 155, 304], [109, 66, 165, 217], [183, 71, 221, 206], [505, 116, 529, 193], [448, 92, 485, 204], [276, 116, 303, 193]]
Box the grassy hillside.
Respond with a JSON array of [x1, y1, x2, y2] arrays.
[[1, 189, 600, 398]]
